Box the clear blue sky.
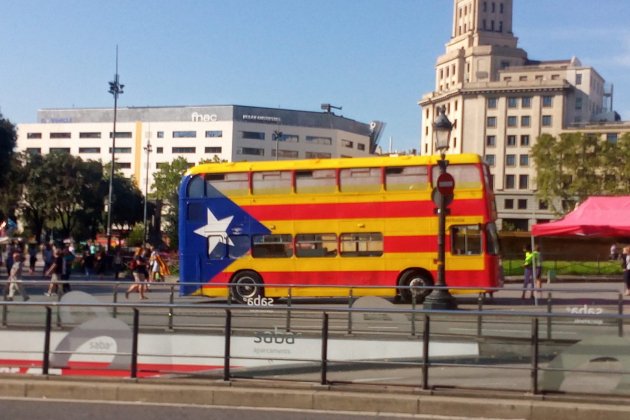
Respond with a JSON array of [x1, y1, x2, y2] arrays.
[[2, 0, 629, 152]]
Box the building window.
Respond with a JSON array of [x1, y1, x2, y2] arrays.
[[109, 132, 132, 138], [305, 151, 332, 159], [27, 132, 42, 139], [173, 131, 196, 138], [157, 131, 164, 138], [117, 162, 132, 169], [542, 115, 552, 127], [172, 147, 196, 154], [505, 174, 515, 189], [507, 116, 517, 127], [607, 133, 618, 144], [508, 97, 518, 108], [341, 139, 354, 148], [504, 199, 514, 209], [485, 154, 495, 166], [487, 98, 497, 109], [539, 200, 549, 210], [576, 73, 582, 85], [79, 132, 101, 139], [507, 135, 516, 146], [305, 136, 332, 145], [279, 134, 299, 143], [551, 74, 560, 80], [487, 116, 497, 127], [520, 135, 530, 146], [522, 97, 532, 108], [205, 147, 222, 154], [486, 135, 496, 147], [242, 131, 265, 140], [519, 174, 529, 189], [50, 147, 71, 154], [521, 116, 531, 127], [79, 147, 101, 154], [357, 143, 366, 151], [272, 149, 299, 159], [517, 199, 528, 210], [237, 147, 265, 156], [205, 130, 223, 138], [519, 154, 529, 166], [50, 132, 71, 139], [156, 147, 163, 154], [26, 148, 42, 155], [575, 97, 583, 110], [542, 96, 553, 107], [506, 154, 516, 166], [108, 147, 132, 154]]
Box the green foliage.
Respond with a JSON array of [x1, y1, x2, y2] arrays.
[[126, 223, 146, 247], [532, 132, 630, 215]]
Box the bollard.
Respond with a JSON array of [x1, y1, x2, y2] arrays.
[[410, 291, 417, 336], [131, 308, 139, 379], [112, 285, 118, 319], [422, 314, 430, 390], [546, 292, 552, 340], [321, 312, 329, 385], [223, 309, 232, 381], [168, 285, 175, 331], [1, 301, 7, 327], [477, 293, 483, 336], [42, 307, 52, 375]]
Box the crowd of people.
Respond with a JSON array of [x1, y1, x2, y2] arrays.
[[2, 240, 170, 301]]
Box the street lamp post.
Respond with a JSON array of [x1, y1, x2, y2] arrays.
[[424, 106, 458, 310], [106, 47, 124, 253], [273, 130, 283, 161], [143, 139, 152, 246]]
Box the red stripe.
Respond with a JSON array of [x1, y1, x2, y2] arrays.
[[242, 199, 486, 221], [384, 236, 437, 253]]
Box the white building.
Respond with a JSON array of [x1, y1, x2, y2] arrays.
[[17, 105, 383, 193], [420, 0, 615, 230]]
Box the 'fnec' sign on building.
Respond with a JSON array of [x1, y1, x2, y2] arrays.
[[191, 112, 218, 122]]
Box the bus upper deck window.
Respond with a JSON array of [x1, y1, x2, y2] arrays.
[[432, 164, 482, 190], [252, 171, 292, 195], [295, 169, 336, 194], [206, 173, 249, 197], [339, 167, 381, 193], [385, 166, 429, 191], [187, 175, 205, 198]]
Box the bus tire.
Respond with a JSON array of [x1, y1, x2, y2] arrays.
[[231, 270, 264, 304], [398, 270, 433, 304]]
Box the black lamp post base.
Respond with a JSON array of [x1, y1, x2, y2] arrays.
[[423, 289, 458, 310]]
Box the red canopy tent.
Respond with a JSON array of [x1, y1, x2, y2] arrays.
[[532, 196, 630, 237]]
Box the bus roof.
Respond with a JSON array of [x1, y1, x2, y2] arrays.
[[186, 154, 484, 175]]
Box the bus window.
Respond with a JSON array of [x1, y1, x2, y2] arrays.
[[340, 233, 383, 257], [485, 222, 500, 255], [451, 225, 482, 255], [252, 171, 292, 195], [339, 167, 381, 193], [385, 166, 429, 191], [295, 233, 337, 257], [206, 172, 249, 197], [187, 175, 206, 198], [432, 164, 482, 190], [187, 202, 205, 222], [252, 234, 293, 258], [295, 169, 336, 194], [229, 235, 251, 258]]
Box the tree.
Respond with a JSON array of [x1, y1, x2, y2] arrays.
[[151, 157, 191, 249], [0, 114, 19, 221], [532, 132, 630, 215]]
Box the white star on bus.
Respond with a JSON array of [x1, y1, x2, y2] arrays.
[[194, 209, 234, 253]]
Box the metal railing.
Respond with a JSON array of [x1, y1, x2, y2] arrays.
[[1, 282, 629, 397]]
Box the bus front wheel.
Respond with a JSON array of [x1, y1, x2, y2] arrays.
[[231, 270, 264, 304], [398, 270, 433, 304]]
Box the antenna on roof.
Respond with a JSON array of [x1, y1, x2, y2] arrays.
[[321, 103, 342, 114]]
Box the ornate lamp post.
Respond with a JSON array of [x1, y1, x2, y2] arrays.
[[424, 106, 458, 310], [143, 139, 152, 245], [106, 47, 124, 252]]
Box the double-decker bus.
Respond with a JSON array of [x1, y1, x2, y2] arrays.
[[178, 154, 501, 303]]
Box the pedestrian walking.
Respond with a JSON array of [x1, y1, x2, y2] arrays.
[[125, 250, 148, 300], [5, 251, 29, 301], [533, 244, 543, 299], [521, 244, 534, 300], [623, 246, 630, 296], [45, 248, 63, 297]]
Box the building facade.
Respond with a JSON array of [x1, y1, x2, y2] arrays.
[[17, 105, 383, 194], [419, 0, 615, 230]]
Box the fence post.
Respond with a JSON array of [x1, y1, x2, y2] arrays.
[[617, 293, 623, 337], [42, 306, 52, 375], [224, 309, 232, 381], [168, 285, 175, 331], [131, 308, 139, 379], [112, 285, 118, 319], [422, 314, 430, 390], [546, 292, 553, 340], [321, 312, 329, 386], [286, 287, 292, 333], [410, 292, 417, 336], [531, 317, 540, 395], [347, 289, 354, 335], [477, 293, 483, 336], [2, 300, 7, 327]]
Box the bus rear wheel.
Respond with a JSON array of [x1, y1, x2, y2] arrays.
[[398, 270, 433, 304], [231, 270, 264, 304]]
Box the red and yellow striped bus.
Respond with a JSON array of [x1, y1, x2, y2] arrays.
[[178, 154, 501, 303]]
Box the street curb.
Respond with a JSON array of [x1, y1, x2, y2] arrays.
[[1, 376, 630, 419]]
